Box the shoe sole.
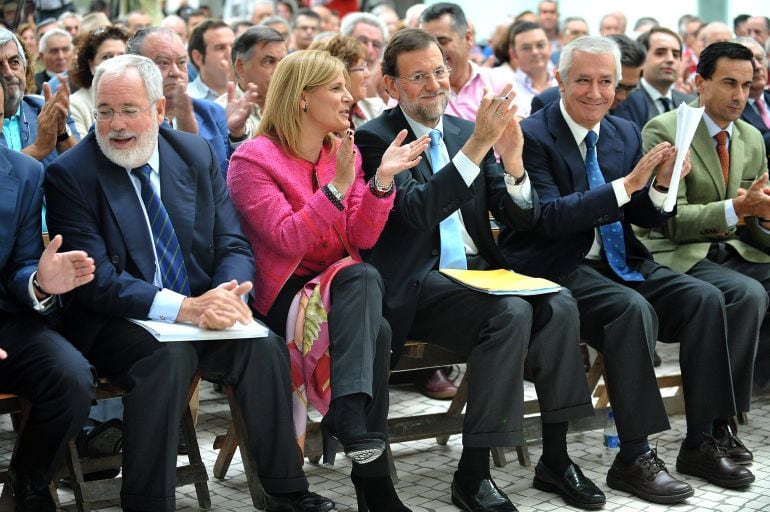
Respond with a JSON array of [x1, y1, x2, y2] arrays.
[[606, 472, 694, 504], [676, 460, 755, 489], [533, 476, 605, 510], [346, 446, 385, 465]]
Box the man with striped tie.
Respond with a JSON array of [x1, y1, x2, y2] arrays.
[[500, 36, 755, 505], [44, 54, 334, 512]]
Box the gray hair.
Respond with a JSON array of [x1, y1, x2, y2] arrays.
[[0, 29, 26, 70], [93, 54, 163, 104], [340, 12, 388, 42], [260, 15, 290, 32], [735, 36, 767, 59], [39, 28, 72, 53], [127, 26, 181, 56], [558, 36, 622, 83]]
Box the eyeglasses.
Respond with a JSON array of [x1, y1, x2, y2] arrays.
[[615, 82, 637, 93], [349, 66, 367, 73], [398, 65, 452, 85], [92, 104, 154, 122]]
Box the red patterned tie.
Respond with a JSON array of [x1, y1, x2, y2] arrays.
[[715, 130, 730, 187]]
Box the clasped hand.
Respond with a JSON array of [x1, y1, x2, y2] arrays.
[[178, 280, 253, 330]]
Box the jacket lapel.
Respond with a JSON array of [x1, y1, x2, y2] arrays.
[[385, 107, 434, 182], [547, 104, 588, 191], [690, 120, 727, 198], [95, 152, 157, 283], [157, 134, 197, 257]]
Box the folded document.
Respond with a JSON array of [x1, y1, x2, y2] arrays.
[[439, 268, 562, 296], [127, 318, 269, 342]]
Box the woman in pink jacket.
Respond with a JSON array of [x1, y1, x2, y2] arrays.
[[228, 50, 428, 511]]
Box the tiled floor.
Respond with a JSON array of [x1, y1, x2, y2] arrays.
[[3, 343, 770, 511]]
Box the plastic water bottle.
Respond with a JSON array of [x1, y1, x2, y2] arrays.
[[602, 408, 619, 465]]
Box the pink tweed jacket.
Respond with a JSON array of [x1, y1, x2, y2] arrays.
[[227, 135, 395, 315]]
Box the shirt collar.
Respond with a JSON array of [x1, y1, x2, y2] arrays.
[[400, 106, 444, 139], [559, 98, 601, 148], [702, 111, 733, 140], [640, 77, 672, 102], [3, 104, 20, 125]]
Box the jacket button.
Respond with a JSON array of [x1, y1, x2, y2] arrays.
[[413, 280, 419, 288], [319, 261, 326, 266], [208, 244, 214, 252], [111, 255, 119, 264], [322, 241, 329, 247], [431, 249, 438, 256]]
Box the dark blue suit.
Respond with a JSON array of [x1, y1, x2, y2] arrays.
[[499, 101, 736, 442], [530, 86, 561, 115], [0, 95, 81, 168], [193, 97, 230, 176], [45, 126, 309, 510], [740, 92, 770, 163], [356, 107, 593, 448], [0, 146, 93, 484], [611, 86, 693, 130]]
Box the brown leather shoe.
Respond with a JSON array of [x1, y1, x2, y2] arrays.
[[714, 424, 753, 464], [607, 450, 693, 504], [676, 437, 755, 488], [417, 368, 457, 400]]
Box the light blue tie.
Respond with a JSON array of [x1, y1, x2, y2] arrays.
[[584, 131, 643, 282], [429, 129, 467, 270], [131, 165, 192, 295]]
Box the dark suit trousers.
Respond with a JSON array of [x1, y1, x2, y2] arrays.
[[408, 271, 594, 448], [87, 320, 308, 512], [688, 245, 770, 409], [262, 263, 391, 478], [565, 259, 736, 442], [0, 313, 95, 481]]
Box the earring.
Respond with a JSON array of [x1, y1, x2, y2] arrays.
[[303, 103, 309, 113]]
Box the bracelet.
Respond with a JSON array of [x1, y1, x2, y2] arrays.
[[652, 180, 669, 193], [374, 169, 394, 192], [56, 130, 69, 143], [322, 184, 345, 210], [369, 173, 395, 198], [32, 272, 51, 297], [229, 131, 248, 143]]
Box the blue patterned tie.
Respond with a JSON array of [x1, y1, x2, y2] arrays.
[[429, 129, 467, 270], [584, 131, 643, 281], [131, 165, 191, 295]]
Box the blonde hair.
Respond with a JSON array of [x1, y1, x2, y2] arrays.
[[258, 49, 347, 158]]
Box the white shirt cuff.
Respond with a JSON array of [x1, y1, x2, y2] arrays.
[[648, 185, 667, 209], [148, 288, 186, 323], [504, 172, 534, 208], [28, 272, 55, 312], [725, 199, 739, 227], [453, 150, 481, 187], [611, 178, 631, 207]]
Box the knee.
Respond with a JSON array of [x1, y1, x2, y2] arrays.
[[150, 343, 198, 384], [737, 278, 769, 312], [337, 262, 384, 291], [48, 351, 96, 409], [492, 297, 533, 331]]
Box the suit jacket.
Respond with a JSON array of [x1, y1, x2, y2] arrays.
[[499, 101, 671, 283], [530, 86, 560, 116], [34, 70, 48, 94], [0, 95, 81, 168], [355, 107, 539, 357], [191, 98, 231, 176], [638, 99, 770, 273], [44, 126, 254, 353], [740, 90, 770, 136], [613, 86, 693, 130], [0, 147, 47, 314]]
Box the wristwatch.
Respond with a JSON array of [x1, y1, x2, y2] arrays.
[[57, 125, 71, 143], [32, 272, 50, 297]]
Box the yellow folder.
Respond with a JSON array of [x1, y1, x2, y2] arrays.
[[439, 268, 562, 296]]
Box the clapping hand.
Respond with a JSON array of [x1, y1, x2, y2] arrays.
[[376, 129, 429, 182]]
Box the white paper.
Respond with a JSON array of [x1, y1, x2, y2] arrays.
[[663, 103, 705, 212], [127, 318, 269, 342]]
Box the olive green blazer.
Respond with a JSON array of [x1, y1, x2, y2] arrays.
[[636, 99, 770, 273]]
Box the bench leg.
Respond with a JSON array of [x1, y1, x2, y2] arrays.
[[63, 439, 90, 512], [213, 424, 237, 479], [436, 368, 470, 446], [515, 442, 531, 467], [181, 405, 211, 508]]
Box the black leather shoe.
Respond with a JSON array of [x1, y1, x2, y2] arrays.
[[264, 490, 336, 512], [676, 437, 755, 488], [451, 472, 517, 512], [714, 424, 753, 464], [8, 469, 56, 512], [533, 460, 605, 510], [607, 449, 693, 504]]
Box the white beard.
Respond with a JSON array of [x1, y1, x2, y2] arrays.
[[96, 120, 159, 169]]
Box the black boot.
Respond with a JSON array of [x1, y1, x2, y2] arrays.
[[321, 393, 385, 465]]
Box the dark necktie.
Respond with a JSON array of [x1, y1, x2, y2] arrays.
[[584, 131, 643, 281], [715, 130, 730, 187], [659, 97, 672, 112], [428, 129, 467, 270], [131, 164, 191, 295]]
